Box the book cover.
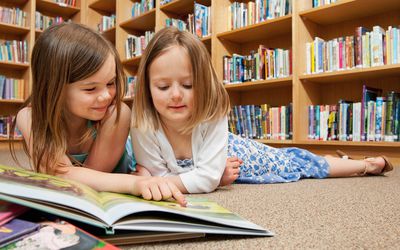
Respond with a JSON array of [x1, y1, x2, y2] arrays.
[[0, 218, 39, 248], [0, 201, 28, 227], [0, 165, 272, 237], [2, 219, 118, 249]]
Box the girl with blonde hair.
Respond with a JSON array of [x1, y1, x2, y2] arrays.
[[131, 27, 393, 194]]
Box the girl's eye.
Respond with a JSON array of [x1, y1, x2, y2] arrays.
[[183, 84, 192, 89], [107, 81, 115, 87], [158, 86, 169, 91], [84, 87, 96, 91]]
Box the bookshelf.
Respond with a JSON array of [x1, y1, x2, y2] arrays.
[[1, 0, 399, 164], [295, 0, 400, 163], [0, 0, 84, 149], [86, 0, 116, 44]]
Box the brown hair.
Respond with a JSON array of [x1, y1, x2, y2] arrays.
[[132, 27, 230, 134], [11, 23, 125, 174]]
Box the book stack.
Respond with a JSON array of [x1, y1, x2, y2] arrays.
[[229, 103, 293, 140], [35, 12, 68, 31], [229, 0, 292, 30], [98, 14, 116, 32], [306, 25, 400, 74], [223, 45, 291, 84], [131, 0, 155, 18], [312, 0, 338, 8], [125, 31, 155, 59], [0, 6, 27, 27], [308, 85, 400, 142], [0, 40, 28, 64], [0, 75, 24, 101]]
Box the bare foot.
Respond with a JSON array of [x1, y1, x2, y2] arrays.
[[364, 157, 386, 175]]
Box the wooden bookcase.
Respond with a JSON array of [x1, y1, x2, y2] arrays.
[[0, 0, 85, 148], [86, 0, 116, 44], [1, 0, 399, 164]]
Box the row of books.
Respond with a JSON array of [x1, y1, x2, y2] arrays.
[[312, 0, 337, 8], [0, 75, 24, 101], [35, 12, 68, 31], [98, 14, 116, 32], [228, 104, 293, 140], [229, 0, 292, 30], [223, 46, 291, 84], [125, 76, 136, 98], [306, 25, 400, 74], [165, 3, 211, 39], [53, 0, 76, 7], [0, 39, 28, 64], [308, 87, 400, 142], [125, 31, 154, 59], [0, 7, 27, 27], [131, 0, 155, 18], [0, 116, 21, 138]]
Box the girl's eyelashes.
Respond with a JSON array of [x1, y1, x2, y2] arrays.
[[83, 87, 96, 92], [107, 81, 116, 87], [183, 84, 192, 89]]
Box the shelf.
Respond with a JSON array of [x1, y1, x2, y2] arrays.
[[217, 15, 292, 44], [101, 27, 116, 43], [0, 61, 29, 70], [0, 22, 30, 36], [122, 55, 142, 67], [297, 140, 400, 148], [89, 0, 116, 12], [36, 0, 80, 17], [200, 35, 211, 47], [256, 139, 293, 145], [0, 99, 24, 104], [299, 0, 400, 26], [225, 77, 292, 91], [2, 0, 28, 5], [0, 137, 23, 142], [119, 9, 155, 31], [299, 64, 400, 83], [160, 0, 211, 15]]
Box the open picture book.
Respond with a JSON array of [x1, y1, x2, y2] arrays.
[[0, 165, 273, 237]]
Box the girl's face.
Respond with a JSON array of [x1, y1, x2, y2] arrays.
[[149, 45, 194, 127], [65, 54, 116, 122]]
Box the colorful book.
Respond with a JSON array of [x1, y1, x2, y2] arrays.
[[0, 201, 28, 227], [1, 219, 118, 249], [0, 218, 39, 248], [0, 165, 272, 237]]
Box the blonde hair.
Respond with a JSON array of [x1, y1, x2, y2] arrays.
[[11, 23, 125, 175], [133, 27, 230, 134]]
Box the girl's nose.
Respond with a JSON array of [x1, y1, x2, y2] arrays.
[[98, 89, 111, 102], [171, 85, 183, 100]]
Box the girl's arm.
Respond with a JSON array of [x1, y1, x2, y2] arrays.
[[16, 107, 186, 206], [84, 102, 131, 172]]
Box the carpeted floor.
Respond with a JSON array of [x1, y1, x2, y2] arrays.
[[1, 150, 399, 249]]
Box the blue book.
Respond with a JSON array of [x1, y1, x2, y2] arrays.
[[0, 218, 39, 248]]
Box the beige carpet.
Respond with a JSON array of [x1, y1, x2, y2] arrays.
[[1, 150, 399, 249]]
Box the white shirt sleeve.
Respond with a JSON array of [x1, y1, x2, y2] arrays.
[[179, 117, 228, 193], [130, 128, 170, 177]]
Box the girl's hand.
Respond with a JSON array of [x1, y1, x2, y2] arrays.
[[132, 176, 187, 207], [131, 164, 152, 176], [219, 157, 242, 187]]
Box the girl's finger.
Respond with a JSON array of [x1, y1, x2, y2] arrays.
[[168, 182, 187, 207]]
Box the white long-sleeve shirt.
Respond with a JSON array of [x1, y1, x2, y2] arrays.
[[130, 117, 228, 193]]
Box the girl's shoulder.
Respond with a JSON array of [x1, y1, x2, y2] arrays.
[[16, 107, 32, 124]]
